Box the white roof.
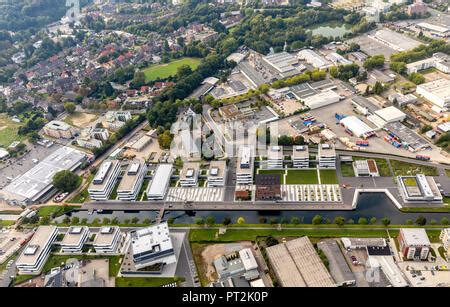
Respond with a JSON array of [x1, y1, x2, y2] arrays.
[[340, 116, 374, 137], [239, 248, 258, 271], [417, 22, 450, 34], [400, 228, 431, 246], [437, 122, 450, 132], [131, 222, 173, 256], [417, 79, 450, 101], [147, 164, 173, 197], [250, 279, 265, 287], [0, 148, 9, 159], [374, 106, 406, 122], [302, 90, 340, 109]]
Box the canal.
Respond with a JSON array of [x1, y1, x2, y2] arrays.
[[57, 193, 450, 225]]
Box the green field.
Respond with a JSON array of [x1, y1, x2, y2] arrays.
[[340, 163, 355, 177], [0, 114, 24, 148], [390, 160, 438, 176], [0, 220, 15, 227], [142, 57, 201, 82], [116, 277, 183, 287], [285, 169, 318, 184], [37, 205, 80, 218], [319, 169, 339, 184]]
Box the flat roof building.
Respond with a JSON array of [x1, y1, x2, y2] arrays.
[[416, 22, 450, 37], [317, 240, 356, 287], [292, 145, 309, 168], [236, 146, 254, 185], [416, 79, 450, 110], [397, 174, 443, 203], [302, 90, 341, 110], [266, 237, 335, 287], [131, 222, 176, 270], [60, 226, 90, 253], [353, 159, 379, 177], [117, 160, 147, 201], [0, 146, 87, 205], [398, 228, 431, 260], [262, 52, 303, 78], [266, 146, 283, 169], [207, 160, 227, 187], [351, 96, 380, 116], [340, 116, 376, 139], [16, 226, 58, 275], [370, 28, 421, 52], [298, 49, 332, 70], [147, 164, 173, 200], [130, 135, 152, 152], [88, 160, 121, 201], [326, 52, 353, 66], [255, 174, 281, 201], [93, 226, 123, 254], [43, 120, 77, 139], [374, 106, 406, 124], [318, 143, 336, 169], [179, 162, 200, 187], [384, 122, 430, 152]]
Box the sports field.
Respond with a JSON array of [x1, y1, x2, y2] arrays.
[[0, 114, 24, 148], [142, 57, 201, 82]]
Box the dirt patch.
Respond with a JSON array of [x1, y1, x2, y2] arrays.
[[66, 112, 98, 128]]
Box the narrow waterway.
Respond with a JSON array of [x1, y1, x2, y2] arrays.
[[57, 193, 450, 225]]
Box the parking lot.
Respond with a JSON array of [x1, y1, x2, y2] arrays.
[[166, 187, 224, 202], [349, 34, 397, 58], [0, 230, 29, 265]]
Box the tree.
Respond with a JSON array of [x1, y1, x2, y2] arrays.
[[64, 102, 76, 114], [416, 215, 427, 226], [124, 219, 130, 225], [195, 217, 204, 225], [222, 217, 231, 226], [102, 218, 111, 225], [408, 72, 425, 85], [259, 217, 267, 224], [358, 217, 368, 225], [370, 217, 377, 225], [167, 217, 175, 225], [312, 215, 323, 225], [347, 218, 355, 224], [291, 217, 300, 225], [381, 217, 391, 227], [265, 236, 279, 247], [63, 216, 71, 224], [258, 84, 270, 94], [237, 217, 245, 225], [373, 81, 384, 95], [71, 217, 80, 225], [334, 216, 345, 226], [158, 130, 173, 149], [430, 219, 437, 225], [143, 219, 151, 225], [131, 217, 139, 224], [363, 55, 385, 70], [406, 219, 414, 225], [441, 217, 449, 225], [176, 65, 193, 80], [206, 216, 215, 226], [40, 216, 50, 225], [111, 217, 119, 225], [53, 170, 81, 193]]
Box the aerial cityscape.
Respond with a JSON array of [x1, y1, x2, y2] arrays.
[[0, 0, 449, 291]]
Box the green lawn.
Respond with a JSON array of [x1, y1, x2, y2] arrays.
[[42, 254, 122, 276], [0, 220, 15, 227], [319, 169, 339, 184], [403, 177, 418, 186], [115, 277, 183, 287], [37, 205, 80, 218], [340, 163, 355, 177], [68, 174, 93, 204], [390, 160, 438, 176], [0, 114, 24, 148], [285, 169, 318, 184], [400, 206, 450, 213], [142, 57, 201, 82]]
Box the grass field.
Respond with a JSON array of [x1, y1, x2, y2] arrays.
[[37, 205, 80, 218], [319, 169, 339, 184], [115, 277, 183, 287], [0, 114, 24, 148], [285, 169, 318, 184], [0, 220, 15, 227], [142, 57, 201, 82], [64, 112, 98, 128], [340, 163, 355, 177], [390, 160, 438, 176]]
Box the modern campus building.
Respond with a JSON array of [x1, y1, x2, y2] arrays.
[[93, 226, 123, 254], [398, 228, 431, 261], [131, 222, 176, 270], [43, 120, 78, 139], [397, 174, 443, 203], [16, 226, 58, 275], [117, 160, 147, 201], [146, 164, 173, 200], [318, 144, 336, 169], [267, 146, 283, 169], [292, 145, 309, 168], [207, 160, 227, 187], [88, 160, 121, 201], [179, 162, 200, 187], [236, 146, 254, 185], [0, 146, 87, 205], [266, 237, 335, 287], [416, 79, 450, 110], [60, 226, 90, 253], [353, 160, 380, 177]]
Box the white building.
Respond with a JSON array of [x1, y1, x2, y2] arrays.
[[318, 144, 336, 169], [416, 79, 450, 110], [439, 229, 450, 255], [302, 91, 341, 110], [236, 146, 254, 185], [416, 22, 450, 37], [131, 222, 176, 270], [374, 106, 406, 124], [93, 226, 123, 254], [88, 160, 121, 201], [117, 160, 147, 201], [267, 146, 283, 169], [298, 49, 332, 70], [179, 162, 200, 187], [147, 164, 173, 200], [406, 57, 437, 74], [398, 228, 431, 261], [207, 160, 227, 187], [292, 145, 309, 168], [340, 116, 376, 138], [16, 226, 58, 275], [353, 160, 379, 177], [239, 248, 258, 272], [60, 226, 90, 253], [326, 52, 352, 65]]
